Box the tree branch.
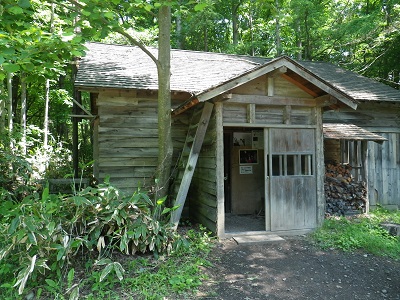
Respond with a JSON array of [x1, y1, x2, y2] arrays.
[[56, 0, 160, 67]]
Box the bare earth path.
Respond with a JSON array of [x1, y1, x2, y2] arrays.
[[196, 236, 400, 300]]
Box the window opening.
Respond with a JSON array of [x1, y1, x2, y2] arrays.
[[271, 154, 313, 176]]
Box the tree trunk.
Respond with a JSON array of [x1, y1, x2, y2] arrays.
[[204, 25, 208, 52], [7, 72, 13, 136], [156, 4, 173, 201], [249, 1, 255, 56], [0, 81, 4, 133], [44, 79, 50, 148], [295, 19, 302, 60], [175, 7, 183, 49], [232, 1, 240, 47], [44, 3, 54, 149], [275, 0, 282, 56], [20, 73, 27, 155]]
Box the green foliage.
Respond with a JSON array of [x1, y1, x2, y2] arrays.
[[0, 135, 33, 201], [0, 181, 179, 297], [115, 226, 213, 300], [312, 208, 400, 259], [0, 130, 73, 198]]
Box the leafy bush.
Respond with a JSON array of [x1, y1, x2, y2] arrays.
[[0, 130, 74, 201], [0, 135, 33, 201], [312, 207, 400, 259], [117, 226, 213, 300], [0, 180, 178, 298]]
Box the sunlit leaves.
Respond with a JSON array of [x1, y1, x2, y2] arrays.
[[194, 2, 209, 11]]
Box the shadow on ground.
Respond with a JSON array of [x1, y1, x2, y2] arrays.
[[196, 236, 400, 300]]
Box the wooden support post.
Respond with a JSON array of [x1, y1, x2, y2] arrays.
[[314, 107, 325, 226], [361, 141, 369, 213], [171, 102, 214, 229], [215, 102, 225, 237], [267, 77, 274, 96]]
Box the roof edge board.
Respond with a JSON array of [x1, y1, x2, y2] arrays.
[[196, 56, 359, 110], [281, 58, 359, 110], [196, 57, 287, 102]]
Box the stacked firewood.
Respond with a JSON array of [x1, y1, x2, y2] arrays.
[[325, 161, 367, 216]]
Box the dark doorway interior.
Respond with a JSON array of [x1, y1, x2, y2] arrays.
[[223, 128, 265, 233]]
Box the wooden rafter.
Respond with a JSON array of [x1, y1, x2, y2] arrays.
[[281, 73, 320, 97]]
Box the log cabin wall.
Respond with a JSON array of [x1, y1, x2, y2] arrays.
[[94, 89, 188, 194], [323, 102, 400, 208], [188, 104, 219, 232]]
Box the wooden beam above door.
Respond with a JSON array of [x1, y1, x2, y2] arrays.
[[228, 94, 317, 107]]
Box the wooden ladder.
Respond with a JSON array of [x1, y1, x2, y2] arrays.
[[170, 102, 214, 228]]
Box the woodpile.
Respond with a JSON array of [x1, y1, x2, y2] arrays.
[[325, 161, 367, 216]]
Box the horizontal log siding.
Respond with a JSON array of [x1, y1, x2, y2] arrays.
[[96, 91, 186, 193], [223, 102, 314, 125], [189, 106, 218, 233], [324, 102, 400, 207]]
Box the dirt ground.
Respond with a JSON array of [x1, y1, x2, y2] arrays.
[[195, 235, 400, 300]]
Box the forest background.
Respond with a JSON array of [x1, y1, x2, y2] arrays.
[[0, 0, 399, 188]]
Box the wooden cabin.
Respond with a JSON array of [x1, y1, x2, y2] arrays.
[[74, 43, 400, 237]]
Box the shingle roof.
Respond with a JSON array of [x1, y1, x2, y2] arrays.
[[298, 61, 400, 102], [323, 124, 386, 143], [75, 42, 400, 103], [75, 42, 266, 94]]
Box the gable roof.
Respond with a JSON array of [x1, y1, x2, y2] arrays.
[[75, 42, 400, 106], [75, 42, 264, 94]]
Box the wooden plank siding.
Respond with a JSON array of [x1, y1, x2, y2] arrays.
[[323, 102, 400, 208], [189, 105, 219, 233], [95, 91, 188, 193], [224, 102, 315, 125]]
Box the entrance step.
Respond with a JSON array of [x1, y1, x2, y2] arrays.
[[233, 234, 285, 244]]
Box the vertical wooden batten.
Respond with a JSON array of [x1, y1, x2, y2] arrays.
[[283, 105, 291, 124], [247, 104, 256, 123], [361, 141, 369, 213], [268, 77, 274, 97], [215, 102, 225, 237], [314, 107, 325, 226]]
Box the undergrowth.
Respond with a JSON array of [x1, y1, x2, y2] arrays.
[[0, 179, 214, 299], [312, 207, 400, 259]]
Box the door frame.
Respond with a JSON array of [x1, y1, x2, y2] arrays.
[[221, 125, 319, 236]]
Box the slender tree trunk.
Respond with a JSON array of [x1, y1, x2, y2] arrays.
[[175, 8, 183, 49], [304, 11, 311, 60], [44, 3, 54, 149], [296, 19, 302, 60], [204, 26, 208, 52], [7, 72, 13, 136], [249, 2, 255, 56], [0, 83, 4, 133], [275, 0, 282, 56], [156, 3, 173, 200], [20, 73, 27, 155], [232, 1, 240, 47], [44, 79, 50, 148]]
